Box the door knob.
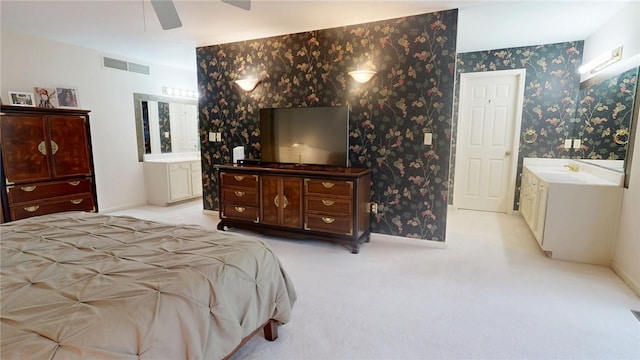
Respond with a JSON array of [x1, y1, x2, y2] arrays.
[[505, 150, 512, 156]]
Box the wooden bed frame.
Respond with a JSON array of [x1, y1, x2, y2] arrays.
[[224, 319, 279, 359]]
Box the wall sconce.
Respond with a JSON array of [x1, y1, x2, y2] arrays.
[[235, 79, 260, 92], [579, 46, 623, 75], [348, 70, 377, 83], [162, 87, 197, 98]]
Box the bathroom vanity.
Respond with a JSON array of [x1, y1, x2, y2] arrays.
[[143, 154, 202, 206], [520, 158, 624, 265]]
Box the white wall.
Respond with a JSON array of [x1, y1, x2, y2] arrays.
[[1, 29, 198, 212], [584, 2, 640, 296]]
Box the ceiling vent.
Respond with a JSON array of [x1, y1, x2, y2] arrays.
[[102, 56, 150, 75]]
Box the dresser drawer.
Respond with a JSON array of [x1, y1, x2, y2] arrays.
[[7, 178, 93, 205], [221, 188, 259, 206], [305, 214, 353, 236], [220, 173, 259, 190], [305, 179, 353, 197], [10, 194, 96, 221], [221, 204, 259, 222], [306, 197, 352, 216]]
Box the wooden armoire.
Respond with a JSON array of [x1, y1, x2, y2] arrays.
[[0, 105, 98, 223]]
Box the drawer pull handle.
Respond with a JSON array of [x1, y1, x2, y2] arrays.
[[70, 199, 84, 205], [234, 175, 245, 181], [321, 199, 335, 206], [234, 191, 245, 197], [321, 217, 335, 224], [234, 206, 246, 213], [37, 141, 47, 155], [322, 182, 335, 189], [274, 195, 289, 209], [68, 181, 81, 186], [20, 186, 37, 192], [50, 140, 59, 155], [24, 205, 40, 212]]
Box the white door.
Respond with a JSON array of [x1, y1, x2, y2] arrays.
[[453, 69, 525, 213]]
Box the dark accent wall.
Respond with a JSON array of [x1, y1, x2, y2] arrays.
[[197, 10, 458, 241], [454, 42, 584, 209]]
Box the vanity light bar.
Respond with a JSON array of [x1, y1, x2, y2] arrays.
[[578, 46, 623, 75], [162, 87, 197, 98]]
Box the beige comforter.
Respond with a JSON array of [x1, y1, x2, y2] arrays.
[[0, 212, 296, 359]]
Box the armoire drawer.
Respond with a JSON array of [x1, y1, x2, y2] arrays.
[[7, 179, 93, 205], [10, 194, 96, 221]]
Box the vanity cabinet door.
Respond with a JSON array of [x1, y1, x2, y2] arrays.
[[168, 162, 192, 201], [533, 182, 548, 244]]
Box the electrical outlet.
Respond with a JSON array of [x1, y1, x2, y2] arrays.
[[209, 132, 216, 142]]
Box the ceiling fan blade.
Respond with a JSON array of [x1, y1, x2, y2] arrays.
[[150, 0, 182, 30], [222, 0, 251, 11]]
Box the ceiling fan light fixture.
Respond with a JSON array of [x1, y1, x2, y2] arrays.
[[348, 70, 377, 83]]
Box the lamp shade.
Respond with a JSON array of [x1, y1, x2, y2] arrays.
[[348, 70, 376, 83], [235, 79, 259, 92]]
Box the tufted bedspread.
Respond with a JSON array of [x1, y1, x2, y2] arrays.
[[0, 212, 296, 359]]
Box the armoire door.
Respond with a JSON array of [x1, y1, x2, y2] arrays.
[[0, 115, 52, 183], [47, 115, 92, 178]]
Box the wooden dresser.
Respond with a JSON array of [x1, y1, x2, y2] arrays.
[[216, 163, 371, 253], [0, 105, 98, 222]]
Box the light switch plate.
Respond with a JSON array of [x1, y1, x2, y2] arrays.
[[572, 139, 581, 149], [209, 132, 216, 142], [423, 132, 433, 145], [564, 139, 573, 149]]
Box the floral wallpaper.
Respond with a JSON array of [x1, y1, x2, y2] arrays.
[[197, 10, 458, 241], [454, 41, 584, 209], [574, 66, 638, 160], [158, 101, 172, 153]]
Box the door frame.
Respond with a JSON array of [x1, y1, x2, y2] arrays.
[[453, 69, 526, 214]]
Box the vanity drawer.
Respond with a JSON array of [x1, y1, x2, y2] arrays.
[[305, 197, 352, 216], [221, 204, 259, 222], [7, 178, 93, 205], [305, 214, 353, 236], [10, 194, 96, 221], [305, 179, 353, 197], [220, 173, 259, 190]]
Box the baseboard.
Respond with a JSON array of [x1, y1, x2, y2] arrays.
[[371, 232, 447, 249], [611, 261, 640, 298], [99, 201, 149, 214], [202, 209, 219, 217]]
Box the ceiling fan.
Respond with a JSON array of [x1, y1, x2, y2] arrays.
[[150, 0, 251, 30]]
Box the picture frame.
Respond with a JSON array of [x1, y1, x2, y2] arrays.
[[56, 87, 79, 108], [8, 91, 35, 107], [34, 87, 59, 108]]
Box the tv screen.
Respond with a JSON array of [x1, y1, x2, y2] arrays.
[[259, 106, 349, 167]]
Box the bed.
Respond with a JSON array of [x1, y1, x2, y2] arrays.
[[0, 211, 296, 359]]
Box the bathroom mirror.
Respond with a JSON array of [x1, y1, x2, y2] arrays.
[[571, 65, 639, 177], [133, 93, 199, 162]]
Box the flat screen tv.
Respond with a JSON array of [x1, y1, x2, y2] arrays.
[[259, 105, 350, 167]]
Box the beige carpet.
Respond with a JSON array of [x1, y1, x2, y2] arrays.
[[108, 201, 640, 359]]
